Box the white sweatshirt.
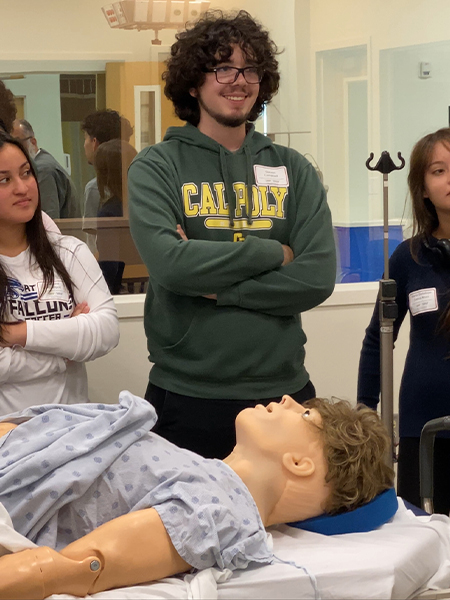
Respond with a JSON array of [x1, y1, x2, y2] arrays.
[[0, 233, 120, 414]]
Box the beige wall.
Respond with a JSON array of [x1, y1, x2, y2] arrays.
[[308, 0, 450, 222], [310, 0, 450, 50]]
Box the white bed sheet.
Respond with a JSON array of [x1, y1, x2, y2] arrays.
[[1, 500, 450, 600]]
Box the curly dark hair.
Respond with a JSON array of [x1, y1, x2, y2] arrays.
[[0, 81, 17, 134], [163, 9, 280, 126], [0, 132, 74, 342], [81, 109, 133, 144]]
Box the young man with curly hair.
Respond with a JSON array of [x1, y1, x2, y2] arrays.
[[129, 10, 337, 459]]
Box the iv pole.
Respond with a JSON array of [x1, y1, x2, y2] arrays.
[[366, 151, 405, 469]]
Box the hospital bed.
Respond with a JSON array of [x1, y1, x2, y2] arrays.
[[1, 499, 450, 600]]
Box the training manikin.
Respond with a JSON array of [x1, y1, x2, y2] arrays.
[[0, 391, 393, 599]]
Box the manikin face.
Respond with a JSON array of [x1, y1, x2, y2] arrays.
[[0, 143, 38, 227], [235, 395, 324, 460], [423, 141, 450, 219], [192, 45, 260, 131], [83, 131, 99, 165]]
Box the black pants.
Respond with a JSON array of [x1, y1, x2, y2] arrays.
[[98, 261, 125, 295], [145, 381, 316, 459], [397, 437, 450, 515]]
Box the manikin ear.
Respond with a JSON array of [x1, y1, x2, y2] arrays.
[[282, 452, 316, 477]]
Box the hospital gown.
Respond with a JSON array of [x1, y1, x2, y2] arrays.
[[0, 391, 272, 571]]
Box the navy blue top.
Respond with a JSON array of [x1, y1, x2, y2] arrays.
[[357, 238, 450, 437], [97, 196, 123, 218]]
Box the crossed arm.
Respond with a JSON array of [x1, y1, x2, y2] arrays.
[[129, 155, 336, 317], [0, 509, 191, 599], [0, 240, 119, 385]]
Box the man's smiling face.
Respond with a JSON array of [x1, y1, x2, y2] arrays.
[[192, 45, 260, 130]]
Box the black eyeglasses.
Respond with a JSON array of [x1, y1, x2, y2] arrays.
[[204, 66, 263, 84]]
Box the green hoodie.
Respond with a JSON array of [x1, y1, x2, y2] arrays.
[[129, 123, 336, 399]]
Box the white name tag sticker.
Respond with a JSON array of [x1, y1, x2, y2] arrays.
[[254, 165, 289, 187], [37, 280, 67, 301], [409, 288, 438, 316]]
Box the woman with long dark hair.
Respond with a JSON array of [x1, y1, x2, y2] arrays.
[[0, 131, 119, 413], [358, 127, 450, 514]]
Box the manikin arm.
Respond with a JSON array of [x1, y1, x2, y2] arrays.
[[0, 509, 191, 600]]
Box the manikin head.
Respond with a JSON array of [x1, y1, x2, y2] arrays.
[[232, 395, 394, 525], [12, 119, 39, 159]]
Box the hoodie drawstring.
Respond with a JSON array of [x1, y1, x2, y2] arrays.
[[219, 146, 235, 228], [244, 145, 253, 226], [220, 144, 254, 229]]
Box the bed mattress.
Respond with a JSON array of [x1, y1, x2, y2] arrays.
[[1, 499, 450, 599]]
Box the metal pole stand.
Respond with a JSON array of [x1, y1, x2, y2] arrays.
[[366, 151, 405, 469]]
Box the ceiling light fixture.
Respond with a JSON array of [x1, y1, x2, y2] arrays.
[[102, 0, 210, 44]]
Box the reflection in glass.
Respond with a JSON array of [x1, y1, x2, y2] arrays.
[[134, 85, 161, 151]]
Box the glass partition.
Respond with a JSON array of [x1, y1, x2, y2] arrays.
[[1, 0, 447, 293]]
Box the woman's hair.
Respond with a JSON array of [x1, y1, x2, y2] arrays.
[[94, 139, 137, 203], [408, 128, 450, 334], [408, 127, 450, 242], [163, 9, 281, 126], [304, 398, 394, 515], [0, 132, 74, 341], [0, 81, 17, 134]]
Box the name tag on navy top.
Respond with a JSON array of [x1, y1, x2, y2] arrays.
[[254, 165, 289, 187], [409, 288, 438, 316]]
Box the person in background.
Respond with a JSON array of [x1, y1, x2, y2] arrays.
[[358, 127, 450, 515], [0, 393, 393, 599], [0, 130, 119, 415], [128, 10, 336, 459], [12, 119, 80, 219], [93, 139, 137, 294], [81, 109, 133, 221]]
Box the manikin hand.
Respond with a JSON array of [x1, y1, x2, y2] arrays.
[[176, 224, 217, 300], [0, 509, 191, 600]]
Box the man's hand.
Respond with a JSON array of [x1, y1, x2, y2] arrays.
[[281, 244, 294, 266], [176, 224, 188, 241], [0, 321, 27, 348]]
